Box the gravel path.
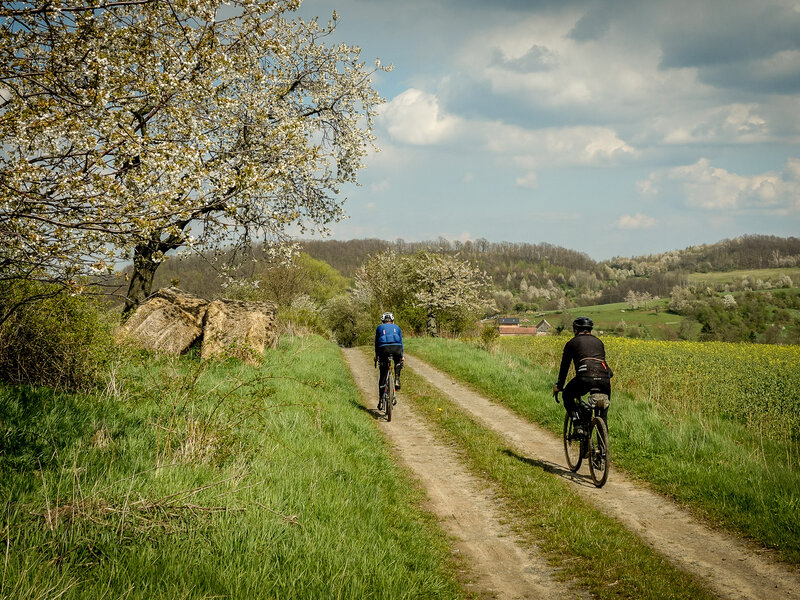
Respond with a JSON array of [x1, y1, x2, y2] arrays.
[[343, 348, 578, 600]]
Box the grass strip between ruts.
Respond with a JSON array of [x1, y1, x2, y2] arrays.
[[387, 352, 718, 600]]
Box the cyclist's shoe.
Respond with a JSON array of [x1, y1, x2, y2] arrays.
[[394, 379, 401, 390]]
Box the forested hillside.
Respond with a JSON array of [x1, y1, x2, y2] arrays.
[[610, 235, 800, 273], [127, 234, 800, 345], [146, 234, 799, 309], [301, 234, 799, 309]]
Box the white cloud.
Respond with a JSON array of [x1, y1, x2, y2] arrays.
[[380, 88, 460, 145], [645, 157, 800, 211], [460, 10, 702, 118], [659, 103, 771, 145], [617, 213, 657, 229], [370, 180, 390, 192], [489, 123, 637, 167], [515, 171, 538, 189], [379, 87, 637, 169], [637, 178, 659, 196]]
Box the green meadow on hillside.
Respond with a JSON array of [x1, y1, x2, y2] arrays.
[[518, 300, 691, 340]]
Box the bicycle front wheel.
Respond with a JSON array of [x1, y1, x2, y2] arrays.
[[563, 414, 582, 472], [588, 417, 610, 487]]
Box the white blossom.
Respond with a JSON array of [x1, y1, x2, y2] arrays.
[[0, 1, 387, 311]]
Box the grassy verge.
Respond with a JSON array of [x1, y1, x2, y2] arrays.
[[1, 335, 465, 599], [393, 359, 717, 600], [405, 336, 800, 565]]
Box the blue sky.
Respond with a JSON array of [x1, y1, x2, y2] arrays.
[[297, 0, 800, 260]]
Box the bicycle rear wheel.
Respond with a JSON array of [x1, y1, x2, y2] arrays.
[[385, 369, 393, 422], [563, 414, 582, 471], [588, 417, 610, 487]]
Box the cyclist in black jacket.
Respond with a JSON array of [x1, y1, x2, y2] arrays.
[[553, 317, 612, 434]]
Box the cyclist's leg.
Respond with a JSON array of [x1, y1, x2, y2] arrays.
[[388, 345, 403, 389], [377, 347, 391, 399], [562, 378, 582, 423], [564, 378, 592, 433], [591, 378, 611, 431]]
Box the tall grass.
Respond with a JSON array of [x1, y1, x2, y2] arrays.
[[405, 336, 800, 564], [1, 336, 464, 599]]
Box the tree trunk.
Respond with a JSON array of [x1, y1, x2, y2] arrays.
[[426, 307, 438, 337], [122, 239, 164, 318]]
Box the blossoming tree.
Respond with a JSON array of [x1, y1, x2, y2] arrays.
[[0, 0, 386, 317], [356, 249, 493, 336]]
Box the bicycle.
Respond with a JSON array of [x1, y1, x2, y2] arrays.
[[375, 355, 396, 422], [555, 389, 610, 487]]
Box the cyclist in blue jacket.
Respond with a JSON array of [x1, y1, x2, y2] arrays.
[[374, 312, 404, 405]]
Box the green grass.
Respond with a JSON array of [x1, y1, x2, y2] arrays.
[[405, 336, 800, 565], [1, 336, 465, 599], [393, 356, 717, 600]]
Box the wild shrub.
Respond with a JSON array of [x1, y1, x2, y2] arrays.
[[323, 293, 374, 347], [0, 282, 116, 390], [478, 322, 500, 351]]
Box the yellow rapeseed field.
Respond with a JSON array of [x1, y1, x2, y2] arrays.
[[501, 335, 800, 440]]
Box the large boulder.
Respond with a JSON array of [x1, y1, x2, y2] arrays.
[[117, 288, 209, 355], [200, 299, 278, 364]]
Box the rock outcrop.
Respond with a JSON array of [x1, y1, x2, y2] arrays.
[[117, 288, 277, 363], [201, 299, 278, 364]]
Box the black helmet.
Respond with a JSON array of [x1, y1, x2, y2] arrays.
[[572, 316, 593, 331]]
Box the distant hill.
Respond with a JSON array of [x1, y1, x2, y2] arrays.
[[608, 235, 800, 273], [302, 237, 596, 277], [140, 234, 800, 312], [300, 238, 390, 277], [300, 234, 799, 308]]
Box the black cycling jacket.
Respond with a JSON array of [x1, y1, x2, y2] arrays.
[[557, 332, 612, 389]]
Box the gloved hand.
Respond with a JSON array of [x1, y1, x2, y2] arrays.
[[552, 384, 561, 403]]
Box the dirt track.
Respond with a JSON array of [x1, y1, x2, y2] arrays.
[[343, 348, 573, 599], [343, 348, 800, 600]]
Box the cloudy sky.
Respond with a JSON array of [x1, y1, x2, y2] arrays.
[[296, 0, 800, 260]]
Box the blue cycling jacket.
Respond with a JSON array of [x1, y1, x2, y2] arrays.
[[375, 323, 403, 350]]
